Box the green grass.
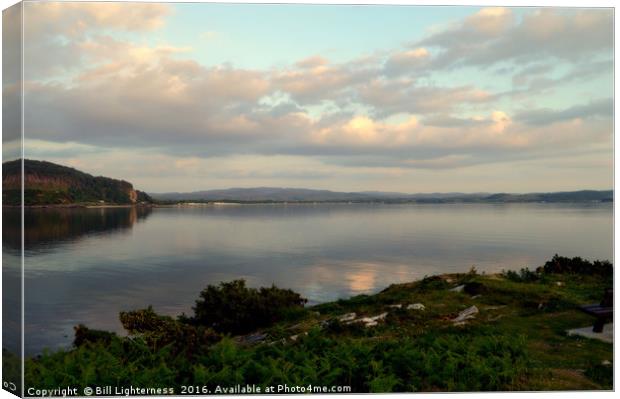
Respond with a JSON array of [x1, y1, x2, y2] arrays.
[[23, 260, 613, 393]]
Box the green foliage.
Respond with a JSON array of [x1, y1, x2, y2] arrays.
[[540, 254, 612, 278], [23, 259, 614, 392], [415, 275, 450, 291], [502, 255, 613, 283], [2, 159, 153, 205], [120, 306, 220, 355], [502, 268, 541, 283], [73, 325, 115, 347], [3, 349, 22, 396], [584, 362, 613, 387], [191, 280, 307, 334], [26, 325, 530, 392]]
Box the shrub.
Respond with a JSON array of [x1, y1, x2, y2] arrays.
[[73, 325, 115, 347], [416, 276, 449, 291], [191, 280, 307, 334], [502, 268, 540, 283], [539, 254, 612, 278], [120, 306, 220, 356]]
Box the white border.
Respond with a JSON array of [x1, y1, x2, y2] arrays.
[[0, 2, 616, 399]]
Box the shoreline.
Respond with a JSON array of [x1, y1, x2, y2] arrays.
[[3, 200, 613, 209], [18, 255, 614, 391]]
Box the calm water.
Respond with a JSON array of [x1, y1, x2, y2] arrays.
[[2, 203, 613, 354]]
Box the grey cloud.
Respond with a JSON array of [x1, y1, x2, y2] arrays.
[[357, 80, 494, 118], [417, 8, 613, 69], [514, 98, 613, 126], [383, 49, 432, 77], [422, 115, 492, 128]]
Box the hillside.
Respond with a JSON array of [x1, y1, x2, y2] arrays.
[[151, 187, 613, 204], [2, 159, 152, 206], [22, 255, 613, 391]]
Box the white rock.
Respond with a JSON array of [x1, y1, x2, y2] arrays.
[[450, 285, 465, 292], [407, 303, 426, 311], [388, 304, 403, 309], [452, 305, 479, 324], [602, 360, 611, 366], [347, 312, 389, 327], [555, 281, 565, 287], [359, 312, 388, 323], [339, 312, 356, 322], [290, 332, 308, 341]]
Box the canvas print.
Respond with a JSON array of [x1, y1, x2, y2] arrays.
[[1, 1, 614, 396]]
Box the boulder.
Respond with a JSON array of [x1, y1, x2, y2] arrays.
[[450, 285, 465, 292], [452, 305, 479, 325], [339, 312, 357, 322]]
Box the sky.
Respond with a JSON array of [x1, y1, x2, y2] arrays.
[[6, 2, 614, 193]]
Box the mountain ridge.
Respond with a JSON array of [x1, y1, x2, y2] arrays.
[[150, 187, 613, 203]]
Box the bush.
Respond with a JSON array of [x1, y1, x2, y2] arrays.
[[191, 280, 307, 334], [416, 276, 449, 291], [539, 254, 612, 278], [120, 306, 220, 355], [502, 268, 540, 283], [73, 325, 115, 347]]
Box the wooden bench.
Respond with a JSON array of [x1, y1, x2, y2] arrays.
[[580, 289, 613, 333]]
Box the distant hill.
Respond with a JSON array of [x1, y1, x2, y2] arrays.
[[152, 187, 375, 202], [150, 187, 613, 204], [2, 159, 153, 206]]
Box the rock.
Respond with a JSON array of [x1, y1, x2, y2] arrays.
[[450, 285, 465, 292], [555, 281, 565, 287], [407, 303, 425, 311], [388, 304, 402, 309], [349, 312, 388, 328], [445, 278, 454, 283], [471, 295, 481, 299], [240, 332, 267, 345], [483, 305, 506, 311], [339, 312, 357, 322], [602, 360, 611, 366], [290, 332, 308, 341], [452, 305, 479, 324]]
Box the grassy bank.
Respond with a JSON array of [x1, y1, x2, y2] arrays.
[[24, 255, 613, 393]]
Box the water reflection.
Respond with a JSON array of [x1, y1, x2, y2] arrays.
[[15, 203, 612, 355], [3, 206, 152, 252]]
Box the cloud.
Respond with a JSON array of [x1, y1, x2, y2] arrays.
[[514, 98, 613, 126], [417, 7, 612, 69], [24, 2, 172, 37], [23, 2, 173, 79], [383, 47, 430, 77], [19, 4, 612, 190], [357, 79, 493, 117]]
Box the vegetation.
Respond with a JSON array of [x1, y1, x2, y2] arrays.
[[24, 256, 613, 393], [2, 159, 152, 206], [189, 280, 307, 334]]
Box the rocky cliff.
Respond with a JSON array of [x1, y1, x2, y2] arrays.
[[2, 159, 153, 206]]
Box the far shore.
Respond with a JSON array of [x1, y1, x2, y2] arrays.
[[2, 199, 614, 209]]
